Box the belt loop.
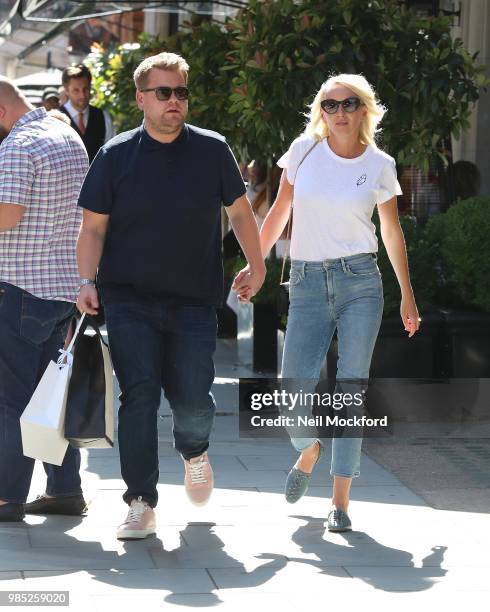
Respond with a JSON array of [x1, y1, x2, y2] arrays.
[[340, 257, 348, 274]]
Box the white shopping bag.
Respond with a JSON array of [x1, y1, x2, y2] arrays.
[[226, 286, 240, 315], [20, 314, 86, 466]]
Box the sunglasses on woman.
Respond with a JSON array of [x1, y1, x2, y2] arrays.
[[139, 86, 190, 101], [320, 97, 363, 114]]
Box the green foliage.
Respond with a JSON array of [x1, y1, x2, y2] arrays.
[[426, 197, 490, 311], [225, 0, 488, 167], [88, 40, 150, 132], [85, 1, 489, 319], [373, 212, 439, 315], [87, 0, 487, 170], [87, 22, 234, 136]]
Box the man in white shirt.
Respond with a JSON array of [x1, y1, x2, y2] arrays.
[[60, 64, 114, 162]]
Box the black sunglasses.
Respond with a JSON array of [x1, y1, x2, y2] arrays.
[[139, 86, 189, 101], [320, 97, 363, 114]]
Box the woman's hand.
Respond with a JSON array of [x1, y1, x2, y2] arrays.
[[400, 293, 421, 338], [232, 264, 266, 303]]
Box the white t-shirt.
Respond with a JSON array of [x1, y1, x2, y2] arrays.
[[277, 134, 402, 260]]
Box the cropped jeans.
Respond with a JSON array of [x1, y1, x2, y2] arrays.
[[281, 252, 384, 478]]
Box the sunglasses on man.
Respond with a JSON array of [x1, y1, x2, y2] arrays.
[[139, 86, 190, 101], [320, 97, 363, 114]]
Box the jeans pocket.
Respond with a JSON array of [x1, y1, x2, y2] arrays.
[[345, 257, 380, 277], [20, 295, 73, 345], [289, 264, 305, 286]]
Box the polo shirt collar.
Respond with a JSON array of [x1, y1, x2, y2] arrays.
[[12, 107, 47, 132], [141, 122, 189, 151]]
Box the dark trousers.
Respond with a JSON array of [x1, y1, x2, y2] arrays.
[[104, 298, 217, 509], [0, 282, 82, 504]]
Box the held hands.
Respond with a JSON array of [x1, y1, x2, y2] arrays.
[[76, 285, 99, 316], [401, 293, 421, 338], [232, 263, 266, 304]]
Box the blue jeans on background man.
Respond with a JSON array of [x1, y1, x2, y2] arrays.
[[104, 296, 217, 510], [281, 252, 384, 478], [0, 282, 82, 504]]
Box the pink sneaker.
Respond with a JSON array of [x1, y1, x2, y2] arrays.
[[183, 452, 214, 506], [116, 496, 156, 540]]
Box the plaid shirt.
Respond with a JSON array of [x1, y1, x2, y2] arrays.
[[0, 107, 89, 301]]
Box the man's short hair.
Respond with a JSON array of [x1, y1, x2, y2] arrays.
[[62, 64, 92, 87], [133, 52, 189, 90]]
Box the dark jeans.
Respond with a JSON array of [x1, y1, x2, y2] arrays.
[[0, 282, 82, 504], [104, 297, 217, 509]]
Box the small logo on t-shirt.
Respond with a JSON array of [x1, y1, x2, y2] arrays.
[[357, 174, 367, 186]]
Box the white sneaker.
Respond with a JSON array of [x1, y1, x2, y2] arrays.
[[183, 452, 214, 506], [116, 496, 156, 540]]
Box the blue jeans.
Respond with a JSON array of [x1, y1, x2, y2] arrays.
[[104, 297, 217, 509], [281, 253, 384, 478], [0, 282, 82, 504]]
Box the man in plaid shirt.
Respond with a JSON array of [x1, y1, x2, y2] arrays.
[[0, 77, 89, 522]]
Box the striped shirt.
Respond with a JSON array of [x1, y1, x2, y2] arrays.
[[0, 107, 89, 301]]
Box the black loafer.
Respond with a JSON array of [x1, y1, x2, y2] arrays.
[[24, 494, 87, 516], [0, 503, 25, 522]]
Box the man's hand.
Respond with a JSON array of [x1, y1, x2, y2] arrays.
[[232, 264, 266, 303], [76, 285, 99, 315]]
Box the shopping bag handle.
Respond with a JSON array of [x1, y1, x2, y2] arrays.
[[57, 313, 87, 368], [71, 313, 109, 348], [66, 313, 87, 353]]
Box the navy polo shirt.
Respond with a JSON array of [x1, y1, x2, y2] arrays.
[[77, 123, 246, 306]]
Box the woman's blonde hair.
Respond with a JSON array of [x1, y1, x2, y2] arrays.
[[304, 73, 385, 145]]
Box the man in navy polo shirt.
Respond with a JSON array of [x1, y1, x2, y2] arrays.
[[76, 52, 265, 540]]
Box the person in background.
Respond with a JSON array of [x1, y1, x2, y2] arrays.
[[59, 64, 114, 162], [246, 160, 268, 224], [0, 77, 89, 522], [58, 86, 68, 107], [452, 160, 481, 202], [41, 87, 60, 111]]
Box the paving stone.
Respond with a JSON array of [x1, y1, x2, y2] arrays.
[[24, 569, 215, 594]]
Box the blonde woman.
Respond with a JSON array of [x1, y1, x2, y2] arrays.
[[249, 74, 420, 531]]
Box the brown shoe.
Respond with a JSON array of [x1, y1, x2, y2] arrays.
[[116, 496, 156, 540], [183, 452, 214, 506]]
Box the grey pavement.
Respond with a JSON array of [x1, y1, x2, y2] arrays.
[[1, 337, 489, 610]]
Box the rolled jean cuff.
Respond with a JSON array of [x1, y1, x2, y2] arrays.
[[290, 438, 322, 453], [330, 470, 360, 479], [123, 493, 157, 509]]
